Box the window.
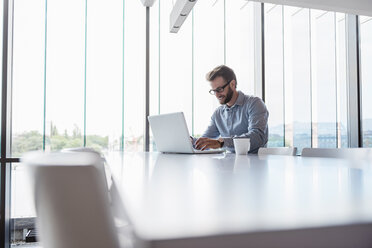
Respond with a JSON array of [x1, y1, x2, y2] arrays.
[[10, 0, 146, 244], [336, 14, 348, 147], [360, 16, 372, 147], [148, 0, 256, 150], [158, 0, 193, 131], [225, 1, 255, 95], [45, 0, 85, 151], [264, 4, 285, 147], [85, 0, 123, 152], [11, 0, 45, 243], [286, 8, 313, 151], [193, 0, 224, 137], [123, 0, 146, 151], [5, 1, 357, 246], [311, 11, 347, 148], [12, 0, 45, 157], [264, 5, 347, 151], [149, 0, 160, 151]]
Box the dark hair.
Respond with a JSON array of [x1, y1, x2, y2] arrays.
[[206, 65, 237, 87]]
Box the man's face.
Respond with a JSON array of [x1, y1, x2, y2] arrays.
[[210, 76, 234, 105]]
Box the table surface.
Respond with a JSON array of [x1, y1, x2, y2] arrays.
[[106, 152, 372, 246]]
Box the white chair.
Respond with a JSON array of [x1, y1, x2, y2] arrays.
[[22, 151, 121, 248], [62, 147, 111, 188], [62, 147, 130, 225], [258, 147, 297, 156], [301, 147, 372, 159]]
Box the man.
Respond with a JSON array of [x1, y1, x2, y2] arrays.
[[194, 65, 269, 153]]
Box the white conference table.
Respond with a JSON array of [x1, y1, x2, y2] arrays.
[[106, 152, 372, 248]]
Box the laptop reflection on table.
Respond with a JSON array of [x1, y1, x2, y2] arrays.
[[148, 112, 224, 154]]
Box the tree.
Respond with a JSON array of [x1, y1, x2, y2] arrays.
[[12, 131, 43, 157], [12, 129, 109, 156], [50, 122, 58, 136], [72, 124, 82, 138]]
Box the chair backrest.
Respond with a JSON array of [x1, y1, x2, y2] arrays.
[[22, 151, 120, 248], [258, 147, 297, 156], [62, 147, 130, 225], [301, 148, 372, 159], [62, 147, 110, 188]]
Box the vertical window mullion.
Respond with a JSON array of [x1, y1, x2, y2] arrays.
[[1, 0, 13, 246], [191, 10, 194, 136], [42, 0, 47, 150], [121, 0, 125, 151], [254, 3, 264, 100], [83, 0, 88, 147]]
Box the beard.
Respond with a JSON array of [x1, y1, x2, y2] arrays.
[[221, 86, 233, 104]]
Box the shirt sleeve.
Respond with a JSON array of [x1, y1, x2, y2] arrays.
[[221, 97, 269, 152], [201, 111, 220, 139]]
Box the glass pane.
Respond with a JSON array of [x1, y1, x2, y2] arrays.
[[264, 5, 347, 151], [123, 0, 145, 151], [12, 0, 45, 157], [45, 0, 85, 151], [11, 0, 44, 245], [11, 163, 38, 246], [360, 16, 372, 147], [85, 0, 123, 153], [225, 0, 255, 95], [284, 7, 312, 152], [336, 13, 348, 147], [264, 4, 284, 147], [193, 0, 224, 137], [149, 0, 160, 151], [310, 10, 337, 148], [159, 1, 192, 131]]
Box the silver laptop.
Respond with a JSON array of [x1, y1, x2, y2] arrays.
[[148, 112, 224, 154]]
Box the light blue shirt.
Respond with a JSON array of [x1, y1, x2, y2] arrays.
[[202, 91, 269, 153]]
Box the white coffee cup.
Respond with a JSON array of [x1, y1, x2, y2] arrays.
[[233, 138, 250, 155]]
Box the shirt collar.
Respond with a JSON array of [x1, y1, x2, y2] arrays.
[[223, 91, 244, 110]]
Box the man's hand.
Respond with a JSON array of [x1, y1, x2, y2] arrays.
[[190, 136, 195, 148], [194, 137, 222, 150]]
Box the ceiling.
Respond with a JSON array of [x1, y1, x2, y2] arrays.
[[251, 0, 372, 16]]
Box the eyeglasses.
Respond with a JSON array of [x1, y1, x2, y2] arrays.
[[209, 80, 232, 95]]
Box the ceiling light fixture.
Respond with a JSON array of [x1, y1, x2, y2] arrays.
[[140, 0, 157, 7], [170, 0, 198, 33]]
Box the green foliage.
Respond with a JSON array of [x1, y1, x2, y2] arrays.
[[268, 134, 284, 147], [72, 124, 82, 139], [49, 135, 83, 151], [12, 131, 43, 157], [50, 123, 58, 136], [12, 129, 109, 157], [86, 135, 109, 153]]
